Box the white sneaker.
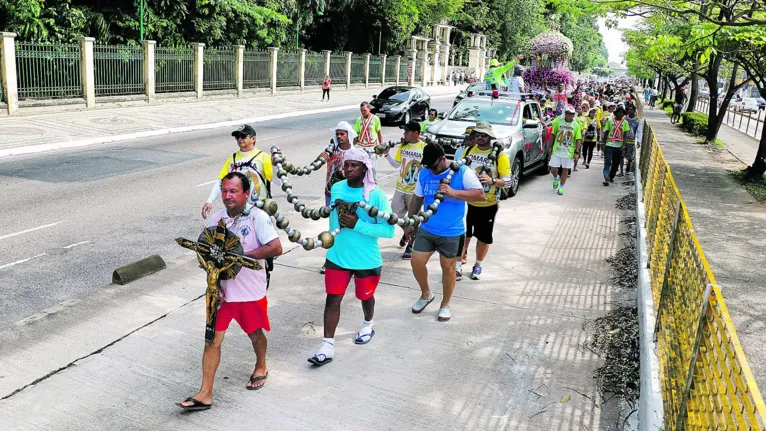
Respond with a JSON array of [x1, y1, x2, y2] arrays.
[[438, 307, 451, 322]]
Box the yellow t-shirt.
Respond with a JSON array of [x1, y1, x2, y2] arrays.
[[217, 148, 273, 204], [395, 140, 426, 194], [459, 145, 511, 207]]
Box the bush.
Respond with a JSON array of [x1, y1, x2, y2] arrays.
[[661, 98, 675, 109], [680, 112, 709, 136]]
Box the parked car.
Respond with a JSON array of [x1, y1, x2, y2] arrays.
[[453, 83, 494, 107], [369, 86, 430, 125], [733, 97, 763, 112], [424, 96, 548, 197], [699, 88, 710, 98]]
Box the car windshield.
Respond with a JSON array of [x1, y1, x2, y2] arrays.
[[378, 88, 411, 101], [467, 83, 486, 92], [745, 87, 760, 98], [449, 99, 519, 126]]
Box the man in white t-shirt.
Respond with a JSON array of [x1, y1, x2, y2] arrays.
[[179, 172, 282, 411]]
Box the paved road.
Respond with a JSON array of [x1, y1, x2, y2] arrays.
[[0, 98, 454, 327]]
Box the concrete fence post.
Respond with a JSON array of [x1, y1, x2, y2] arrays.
[[191, 42, 205, 99], [141, 40, 156, 103], [345, 51, 352, 89], [235, 45, 244, 97], [0, 32, 19, 115], [380, 54, 387, 85], [364, 54, 371, 88], [322, 50, 331, 76], [395, 56, 401, 85], [299, 49, 307, 91], [268, 47, 279, 95], [76, 36, 96, 108]]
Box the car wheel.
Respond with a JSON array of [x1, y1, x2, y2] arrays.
[[507, 156, 522, 197], [403, 110, 411, 125]]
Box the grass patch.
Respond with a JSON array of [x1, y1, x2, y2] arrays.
[[729, 170, 766, 202], [695, 137, 726, 148]]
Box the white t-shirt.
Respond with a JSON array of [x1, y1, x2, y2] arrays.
[[509, 76, 525, 93], [209, 208, 279, 302]]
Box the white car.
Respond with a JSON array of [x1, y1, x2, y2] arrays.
[[733, 97, 762, 112]]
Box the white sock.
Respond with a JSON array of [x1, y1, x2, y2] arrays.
[[316, 338, 335, 359], [475, 259, 483, 267], [359, 319, 373, 337]]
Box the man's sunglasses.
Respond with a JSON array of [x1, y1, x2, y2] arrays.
[[473, 133, 490, 138]]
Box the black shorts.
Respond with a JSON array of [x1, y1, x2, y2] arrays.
[[466, 204, 499, 244]]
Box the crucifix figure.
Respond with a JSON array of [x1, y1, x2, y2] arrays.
[[176, 218, 263, 346]]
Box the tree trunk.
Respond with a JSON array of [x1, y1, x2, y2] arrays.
[[746, 125, 766, 180], [687, 72, 699, 113]]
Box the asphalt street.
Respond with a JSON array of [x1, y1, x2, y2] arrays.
[[0, 97, 455, 327]]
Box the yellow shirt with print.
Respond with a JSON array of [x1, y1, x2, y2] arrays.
[[462, 146, 511, 207], [217, 148, 273, 202], [395, 140, 426, 194]]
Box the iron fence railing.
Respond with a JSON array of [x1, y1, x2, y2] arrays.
[[368, 56, 382, 84], [93, 44, 144, 97], [329, 54, 346, 85], [276, 51, 300, 87], [203, 47, 236, 91], [243, 50, 270, 89], [385, 58, 398, 84], [415, 61, 423, 83], [304, 52, 326, 87], [695, 97, 765, 141], [350, 54, 366, 84], [155, 46, 195, 93], [16, 42, 82, 100], [400, 59, 410, 84]]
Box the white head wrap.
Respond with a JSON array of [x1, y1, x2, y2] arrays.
[[342, 147, 375, 200], [330, 121, 358, 141]]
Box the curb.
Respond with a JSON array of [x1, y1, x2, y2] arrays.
[[634, 123, 665, 431], [112, 254, 167, 285]]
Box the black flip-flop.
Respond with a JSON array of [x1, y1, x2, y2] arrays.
[[177, 397, 212, 411], [247, 371, 268, 390], [307, 354, 333, 367]]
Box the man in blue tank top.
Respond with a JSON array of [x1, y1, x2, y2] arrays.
[[406, 144, 484, 322]]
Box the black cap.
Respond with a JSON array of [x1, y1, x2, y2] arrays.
[[400, 120, 421, 132], [421, 143, 445, 168], [231, 124, 256, 137]]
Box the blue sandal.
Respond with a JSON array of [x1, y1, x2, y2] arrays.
[[354, 329, 375, 345]]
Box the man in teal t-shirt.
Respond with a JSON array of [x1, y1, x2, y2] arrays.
[[308, 148, 394, 367]]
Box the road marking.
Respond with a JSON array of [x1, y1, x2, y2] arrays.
[[195, 180, 217, 187], [0, 221, 63, 241], [0, 253, 46, 271], [63, 240, 90, 249]]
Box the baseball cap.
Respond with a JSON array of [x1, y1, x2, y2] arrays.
[[232, 124, 256, 137], [400, 120, 421, 132], [564, 106, 577, 114], [421, 143, 445, 169]]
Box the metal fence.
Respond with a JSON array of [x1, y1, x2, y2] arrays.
[[93, 45, 144, 97], [276, 51, 300, 87], [368, 56, 382, 84], [155, 46, 195, 93], [386, 58, 399, 84], [329, 54, 346, 85], [414, 60, 423, 83], [304, 52, 326, 87], [350, 54, 366, 84], [16, 42, 82, 100], [695, 97, 765, 141], [639, 121, 766, 430], [400, 59, 410, 84], [243, 50, 270, 89], [203, 47, 236, 91]]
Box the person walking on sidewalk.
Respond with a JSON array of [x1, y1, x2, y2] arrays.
[[407, 144, 484, 322], [322, 75, 332, 101], [383, 120, 426, 259], [581, 108, 600, 169], [178, 172, 283, 411], [201, 124, 273, 220], [622, 105, 640, 176], [308, 149, 394, 366], [549, 107, 583, 195], [602, 105, 630, 186], [455, 122, 511, 280]]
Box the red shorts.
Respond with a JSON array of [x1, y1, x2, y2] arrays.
[[324, 261, 381, 301], [215, 297, 270, 334]]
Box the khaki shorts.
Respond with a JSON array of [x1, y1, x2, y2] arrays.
[[390, 190, 413, 217]]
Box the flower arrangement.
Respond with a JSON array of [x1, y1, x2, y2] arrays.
[[529, 32, 574, 62], [522, 66, 575, 90]]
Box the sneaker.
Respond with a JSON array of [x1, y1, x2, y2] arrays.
[[399, 234, 407, 247], [412, 293, 436, 314], [603, 180, 610, 186], [552, 178, 559, 190], [438, 307, 451, 322], [471, 264, 482, 280], [584, 163, 590, 169], [320, 266, 326, 274], [617, 172, 624, 177], [402, 246, 412, 260], [609, 178, 614, 183], [557, 187, 564, 195]]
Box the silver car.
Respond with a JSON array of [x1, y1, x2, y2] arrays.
[[424, 96, 548, 197]]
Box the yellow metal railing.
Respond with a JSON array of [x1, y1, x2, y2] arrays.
[[639, 122, 766, 430]]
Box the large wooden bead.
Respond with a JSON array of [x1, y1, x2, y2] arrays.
[[301, 207, 312, 218], [272, 155, 284, 165], [303, 238, 315, 251], [319, 231, 335, 249], [262, 198, 279, 215], [319, 207, 332, 218], [281, 182, 292, 192], [277, 169, 287, 178], [368, 206, 379, 218], [287, 193, 297, 203], [488, 153, 497, 161], [294, 202, 305, 212], [420, 212, 431, 223], [464, 158, 472, 167], [283, 161, 294, 172], [427, 203, 438, 213], [434, 192, 445, 201], [310, 209, 321, 220], [450, 161, 460, 171], [288, 229, 301, 242], [276, 217, 290, 229], [387, 213, 398, 225], [441, 177, 451, 184]]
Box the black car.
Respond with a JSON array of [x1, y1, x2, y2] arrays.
[[370, 86, 430, 125]]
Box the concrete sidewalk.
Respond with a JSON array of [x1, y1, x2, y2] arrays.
[[0, 85, 459, 156], [642, 108, 766, 387], [0, 156, 634, 429]]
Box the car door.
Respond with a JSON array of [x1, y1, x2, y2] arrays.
[[530, 103, 545, 162], [416, 89, 428, 118], [521, 104, 538, 164]]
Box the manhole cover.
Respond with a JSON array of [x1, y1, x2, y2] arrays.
[[90, 116, 135, 125], [1, 127, 45, 136]]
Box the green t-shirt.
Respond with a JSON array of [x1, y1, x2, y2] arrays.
[[354, 115, 382, 147], [420, 119, 439, 132], [551, 117, 583, 159], [604, 117, 631, 148]]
